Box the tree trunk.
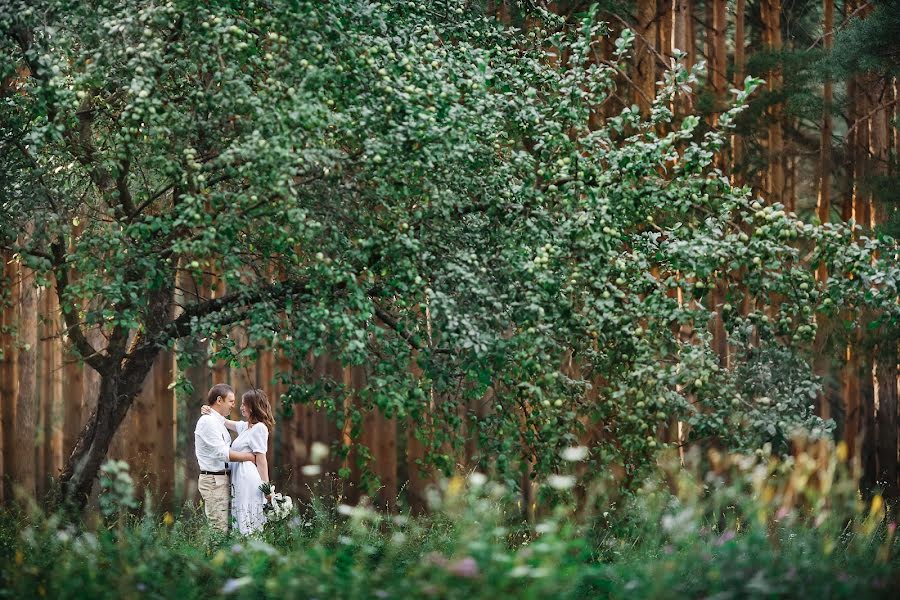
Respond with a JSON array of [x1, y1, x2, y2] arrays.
[[57, 282, 173, 509], [62, 343, 84, 470], [58, 353, 161, 508], [146, 351, 174, 509], [13, 251, 38, 499], [176, 268, 209, 503], [47, 291, 64, 488], [0, 250, 18, 502], [860, 347, 877, 491], [870, 71, 897, 498], [635, 0, 659, 116], [732, 0, 746, 184], [658, 0, 673, 63], [876, 351, 898, 498], [671, 0, 692, 66], [706, 0, 727, 117], [816, 0, 834, 279], [761, 0, 784, 206]]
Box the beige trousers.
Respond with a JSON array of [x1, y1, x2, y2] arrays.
[[198, 474, 231, 532]]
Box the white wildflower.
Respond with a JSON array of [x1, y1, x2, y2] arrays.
[[560, 446, 589, 462], [547, 474, 575, 490]]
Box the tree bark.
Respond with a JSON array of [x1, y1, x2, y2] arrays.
[[635, 0, 660, 116], [153, 351, 175, 509], [707, 0, 727, 116], [46, 291, 64, 490], [175, 267, 210, 503], [761, 0, 784, 207], [0, 250, 18, 502], [876, 351, 898, 498], [731, 0, 746, 184], [13, 250, 37, 499], [816, 0, 834, 279], [62, 342, 84, 470], [57, 284, 174, 509]]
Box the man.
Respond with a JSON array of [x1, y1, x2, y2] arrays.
[[195, 383, 255, 532]]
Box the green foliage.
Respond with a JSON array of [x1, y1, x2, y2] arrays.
[[97, 460, 139, 520], [2, 0, 899, 493], [827, 0, 900, 79], [1, 442, 897, 599]]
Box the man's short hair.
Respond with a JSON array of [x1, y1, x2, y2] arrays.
[[206, 383, 234, 406]]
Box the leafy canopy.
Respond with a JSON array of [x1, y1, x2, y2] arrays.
[[1, 0, 898, 489]]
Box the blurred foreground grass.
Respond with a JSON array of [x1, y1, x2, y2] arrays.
[[1, 438, 897, 599]]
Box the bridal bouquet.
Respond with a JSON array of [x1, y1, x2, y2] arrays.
[[258, 482, 294, 522]]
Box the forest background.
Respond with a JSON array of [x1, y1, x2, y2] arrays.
[[0, 0, 898, 516]]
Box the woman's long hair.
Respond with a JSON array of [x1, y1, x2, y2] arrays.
[[242, 388, 275, 430]]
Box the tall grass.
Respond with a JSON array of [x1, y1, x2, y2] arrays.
[[1, 438, 896, 599]]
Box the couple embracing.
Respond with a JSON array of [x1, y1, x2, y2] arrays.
[[194, 383, 275, 535]]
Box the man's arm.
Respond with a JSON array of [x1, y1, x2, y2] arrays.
[[196, 418, 254, 463], [229, 449, 255, 462]]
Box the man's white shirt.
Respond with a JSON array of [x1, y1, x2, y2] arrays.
[[195, 411, 232, 472]]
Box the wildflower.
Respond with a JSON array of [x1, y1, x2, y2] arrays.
[[302, 465, 322, 477], [535, 521, 557, 535], [560, 446, 588, 462], [162, 512, 174, 526], [310, 441, 329, 464], [714, 530, 735, 546], [870, 494, 884, 516], [547, 474, 575, 490], [221, 576, 252, 595], [468, 472, 487, 488], [391, 532, 407, 544], [448, 557, 479, 578], [446, 476, 465, 497]]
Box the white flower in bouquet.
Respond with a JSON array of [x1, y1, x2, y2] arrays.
[[259, 483, 294, 522]]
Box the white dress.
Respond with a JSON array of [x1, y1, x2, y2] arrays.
[[230, 421, 269, 535]]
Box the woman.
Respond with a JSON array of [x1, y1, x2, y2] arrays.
[[202, 388, 274, 535]]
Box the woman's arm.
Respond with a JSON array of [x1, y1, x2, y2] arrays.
[[199, 405, 238, 431], [255, 452, 269, 484]]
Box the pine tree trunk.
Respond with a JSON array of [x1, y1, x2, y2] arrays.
[[816, 0, 834, 278], [876, 351, 898, 498], [761, 0, 784, 206], [154, 351, 175, 510], [13, 249, 38, 499], [707, 0, 727, 116], [0, 250, 18, 502], [843, 345, 860, 460], [813, 1, 834, 419], [47, 291, 64, 488], [635, 0, 659, 116], [658, 0, 673, 62], [176, 268, 210, 503], [870, 73, 897, 498], [671, 0, 691, 63], [731, 0, 746, 184], [62, 344, 84, 472]]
